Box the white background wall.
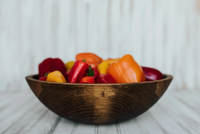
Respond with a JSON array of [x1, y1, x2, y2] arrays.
[[0, 0, 200, 92]]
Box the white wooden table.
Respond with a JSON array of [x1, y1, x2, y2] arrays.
[[0, 91, 200, 134]]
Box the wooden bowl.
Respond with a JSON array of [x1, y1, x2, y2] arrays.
[[26, 74, 173, 124]]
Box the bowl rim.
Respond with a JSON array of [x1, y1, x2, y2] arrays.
[[26, 74, 173, 86]]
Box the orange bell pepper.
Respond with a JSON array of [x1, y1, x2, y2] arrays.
[[76, 53, 103, 69], [79, 76, 95, 83], [107, 54, 145, 83]]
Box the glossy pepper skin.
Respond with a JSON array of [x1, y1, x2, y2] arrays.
[[80, 76, 95, 83], [65, 61, 75, 70], [98, 62, 109, 74], [142, 66, 163, 81], [92, 68, 99, 79], [39, 76, 47, 81], [103, 58, 120, 65], [107, 54, 145, 83], [76, 53, 103, 69], [38, 58, 66, 78], [38, 73, 48, 81], [46, 71, 66, 83], [86, 66, 99, 79], [64, 70, 71, 80], [96, 74, 116, 83], [68, 60, 89, 83]]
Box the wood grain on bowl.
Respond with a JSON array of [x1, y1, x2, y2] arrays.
[[25, 74, 173, 124]]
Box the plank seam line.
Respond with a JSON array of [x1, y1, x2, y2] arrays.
[[176, 122, 192, 134], [135, 118, 147, 134], [148, 112, 169, 134], [97, 125, 99, 134], [0, 95, 34, 121], [157, 103, 192, 134], [48, 116, 61, 134], [175, 95, 200, 116], [71, 122, 78, 134], [116, 124, 122, 134], [1, 101, 40, 134], [24, 110, 49, 133], [94, 125, 99, 134]]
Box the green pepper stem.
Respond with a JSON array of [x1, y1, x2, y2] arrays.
[[44, 73, 49, 77], [87, 66, 94, 76]]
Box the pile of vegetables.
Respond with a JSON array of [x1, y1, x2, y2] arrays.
[[38, 53, 163, 83]]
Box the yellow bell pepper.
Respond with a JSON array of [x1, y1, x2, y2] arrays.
[[46, 71, 66, 83], [65, 61, 75, 70], [98, 62, 109, 74], [102, 58, 120, 65]]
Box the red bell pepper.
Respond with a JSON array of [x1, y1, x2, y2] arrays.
[[141, 66, 163, 81], [92, 68, 99, 79], [39, 76, 47, 81], [38, 73, 48, 81], [64, 70, 71, 80], [68, 60, 89, 83], [96, 74, 116, 83], [80, 76, 95, 83], [86, 66, 99, 79], [38, 58, 66, 78]]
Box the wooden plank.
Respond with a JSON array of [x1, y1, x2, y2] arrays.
[[0, 93, 22, 109], [74, 124, 96, 134], [176, 91, 200, 104], [0, 93, 32, 120], [119, 90, 199, 134], [172, 91, 200, 111], [25, 111, 60, 134], [98, 124, 118, 134], [149, 99, 191, 134], [119, 91, 200, 134], [119, 118, 143, 134], [0, 92, 200, 133], [0, 93, 39, 133], [1, 96, 49, 133], [47, 117, 61, 134], [155, 92, 200, 133], [52, 118, 76, 134], [119, 111, 168, 134]]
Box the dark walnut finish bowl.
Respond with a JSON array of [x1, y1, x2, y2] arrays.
[[26, 74, 173, 124]]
